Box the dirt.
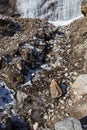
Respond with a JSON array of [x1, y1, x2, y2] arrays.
[[0, 15, 87, 129]]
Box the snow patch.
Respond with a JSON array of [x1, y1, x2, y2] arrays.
[[49, 15, 83, 26], [0, 80, 15, 110]]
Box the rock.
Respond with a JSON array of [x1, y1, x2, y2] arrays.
[[61, 83, 67, 95], [31, 110, 42, 122], [19, 38, 47, 69], [55, 117, 82, 130], [9, 116, 30, 130], [0, 18, 21, 36], [81, 0, 87, 16], [72, 74, 87, 97], [12, 57, 22, 71], [17, 91, 28, 108], [35, 27, 55, 41], [50, 79, 62, 99], [33, 122, 39, 130], [0, 115, 31, 130]]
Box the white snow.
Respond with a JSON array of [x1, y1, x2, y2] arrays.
[[49, 15, 83, 26], [22, 44, 42, 52], [0, 80, 15, 110], [39, 41, 46, 45]]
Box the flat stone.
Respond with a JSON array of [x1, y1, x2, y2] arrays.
[[55, 117, 82, 130], [50, 79, 62, 99], [72, 74, 87, 97]]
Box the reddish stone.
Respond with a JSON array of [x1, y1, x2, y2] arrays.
[[50, 79, 62, 99]]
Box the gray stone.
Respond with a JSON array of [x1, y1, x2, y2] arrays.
[[17, 91, 28, 108], [55, 117, 82, 130], [72, 74, 87, 97]]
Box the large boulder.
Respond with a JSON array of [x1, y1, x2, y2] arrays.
[[67, 16, 87, 75], [55, 117, 82, 130], [72, 74, 87, 98]]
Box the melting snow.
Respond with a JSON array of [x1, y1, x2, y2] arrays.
[[49, 15, 83, 26], [50, 19, 73, 26], [0, 80, 15, 110]]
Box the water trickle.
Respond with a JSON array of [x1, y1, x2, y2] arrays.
[[16, 0, 82, 21]]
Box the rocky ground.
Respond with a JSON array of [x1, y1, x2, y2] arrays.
[[0, 1, 87, 130]]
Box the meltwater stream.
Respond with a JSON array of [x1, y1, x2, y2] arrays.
[[16, 0, 82, 25]]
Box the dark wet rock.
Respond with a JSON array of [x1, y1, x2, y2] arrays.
[[0, 56, 10, 69], [0, 0, 8, 4], [80, 116, 87, 129], [3, 55, 12, 64], [19, 38, 48, 69], [0, 18, 21, 36], [61, 83, 67, 95], [0, 55, 12, 68], [0, 116, 31, 130], [35, 27, 56, 41], [0, 57, 3, 69], [0, 123, 11, 130], [3, 116, 31, 130], [11, 116, 30, 130]]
